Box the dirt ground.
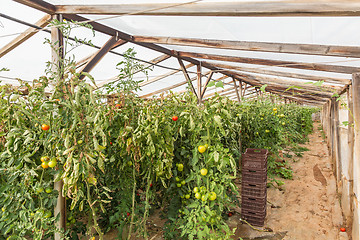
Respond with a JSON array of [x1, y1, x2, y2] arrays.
[[103, 121, 348, 240]]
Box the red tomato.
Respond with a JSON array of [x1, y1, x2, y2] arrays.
[[115, 104, 121, 108], [41, 124, 50, 131], [172, 116, 178, 121], [340, 228, 346, 232], [110, 142, 113, 145], [228, 212, 233, 217], [127, 212, 130, 216], [150, 183, 153, 187]]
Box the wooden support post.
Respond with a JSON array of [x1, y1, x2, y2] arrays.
[[239, 81, 244, 98], [232, 78, 241, 102], [200, 71, 214, 100], [178, 58, 198, 99], [51, 15, 66, 240], [352, 73, 360, 240], [348, 86, 354, 214], [334, 98, 341, 182], [197, 65, 202, 102]]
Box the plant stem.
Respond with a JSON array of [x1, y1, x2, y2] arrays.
[[128, 163, 136, 240]]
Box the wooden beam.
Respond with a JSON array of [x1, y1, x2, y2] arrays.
[[234, 71, 340, 94], [178, 58, 198, 98], [179, 51, 360, 74], [97, 54, 170, 88], [134, 35, 360, 59], [140, 63, 193, 87], [78, 37, 127, 80], [197, 65, 202, 101], [227, 71, 334, 100], [203, 85, 235, 99], [264, 87, 328, 102], [141, 71, 210, 98], [200, 71, 214, 100], [54, 2, 360, 17], [0, 14, 51, 58], [14, 0, 56, 14], [232, 78, 241, 102], [208, 62, 350, 85]]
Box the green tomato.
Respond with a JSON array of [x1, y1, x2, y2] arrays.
[[44, 210, 51, 218], [48, 158, 57, 168], [195, 193, 201, 199], [185, 194, 190, 199], [45, 188, 52, 194], [193, 187, 199, 193], [209, 192, 217, 201], [201, 195, 207, 202], [177, 163, 184, 172], [176, 183, 182, 188], [175, 177, 180, 182], [181, 180, 186, 185], [36, 187, 44, 194]]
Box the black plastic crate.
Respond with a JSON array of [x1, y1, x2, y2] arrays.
[[241, 210, 266, 227], [245, 148, 269, 155], [242, 159, 267, 170], [241, 200, 267, 213], [242, 182, 267, 198], [242, 174, 267, 184]]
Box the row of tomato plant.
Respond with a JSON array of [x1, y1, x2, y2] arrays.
[[0, 20, 317, 240], [0, 85, 316, 239]]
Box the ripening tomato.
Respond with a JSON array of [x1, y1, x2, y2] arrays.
[[198, 145, 206, 153], [115, 104, 121, 108], [200, 168, 208, 176], [41, 162, 49, 169], [172, 116, 178, 121], [40, 156, 49, 162], [228, 212, 233, 217], [41, 124, 50, 131]]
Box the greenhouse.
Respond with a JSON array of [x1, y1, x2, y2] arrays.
[[0, 0, 359, 239]]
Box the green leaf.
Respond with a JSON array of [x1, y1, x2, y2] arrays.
[[260, 84, 267, 93], [207, 81, 215, 88], [215, 81, 224, 88]]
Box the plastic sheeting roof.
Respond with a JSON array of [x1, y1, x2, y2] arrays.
[[0, 0, 359, 100]]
